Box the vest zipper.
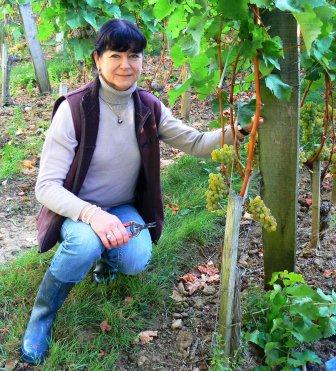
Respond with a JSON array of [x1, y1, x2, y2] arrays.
[[137, 110, 151, 136]]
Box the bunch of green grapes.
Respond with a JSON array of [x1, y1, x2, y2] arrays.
[[247, 196, 277, 232], [299, 149, 307, 166], [244, 136, 259, 168], [318, 146, 331, 161], [211, 144, 235, 168], [300, 102, 324, 144], [205, 173, 228, 211], [330, 153, 336, 174]]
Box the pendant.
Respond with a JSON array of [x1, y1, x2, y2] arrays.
[[117, 116, 123, 125]]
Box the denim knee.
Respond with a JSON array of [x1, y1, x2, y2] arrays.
[[118, 242, 152, 276], [49, 219, 104, 283]]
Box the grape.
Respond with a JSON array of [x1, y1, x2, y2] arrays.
[[205, 173, 228, 211], [300, 102, 324, 145], [318, 146, 330, 161], [299, 149, 307, 167], [211, 144, 235, 168], [247, 196, 277, 232]]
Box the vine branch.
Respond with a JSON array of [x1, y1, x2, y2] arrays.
[[239, 55, 262, 197]]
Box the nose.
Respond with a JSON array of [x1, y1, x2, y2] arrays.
[[120, 56, 131, 69]]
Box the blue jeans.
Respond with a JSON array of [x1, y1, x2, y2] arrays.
[[49, 204, 152, 283]]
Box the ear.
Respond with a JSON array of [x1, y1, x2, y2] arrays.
[[93, 51, 100, 66]]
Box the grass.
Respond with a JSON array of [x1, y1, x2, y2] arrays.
[[0, 107, 48, 180], [0, 155, 224, 369]]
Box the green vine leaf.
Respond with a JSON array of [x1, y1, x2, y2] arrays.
[[217, 0, 248, 20], [264, 74, 292, 101], [293, 5, 323, 53], [153, 0, 175, 20]]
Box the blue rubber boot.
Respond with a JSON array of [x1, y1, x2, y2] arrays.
[[21, 269, 74, 364]]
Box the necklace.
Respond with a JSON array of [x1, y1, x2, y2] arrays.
[[100, 96, 130, 125]]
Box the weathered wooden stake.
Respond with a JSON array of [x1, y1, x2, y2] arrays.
[[59, 83, 68, 96], [19, 0, 51, 94], [1, 42, 10, 105], [218, 192, 244, 356], [331, 174, 336, 205], [310, 161, 321, 251]]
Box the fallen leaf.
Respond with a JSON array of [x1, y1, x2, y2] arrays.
[[21, 159, 35, 170], [98, 350, 105, 358], [180, 273, 197, 283], [167, 203, 179, 214], [197, 262, 219, 276], [100, 320, 111, 333], [138, 330, 158, 345], [185, 280, 203, 295], [206, 274, 220, 283], [323, 269, 336, 278], [18, 191, 25, 196]]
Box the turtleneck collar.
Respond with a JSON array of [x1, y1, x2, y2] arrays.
[[99, 75, 137, 106]]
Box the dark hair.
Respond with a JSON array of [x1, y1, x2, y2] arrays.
[[93, 19, 147, 56]]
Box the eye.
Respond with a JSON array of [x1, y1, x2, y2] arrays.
[[110, 53, 120, 58], [130, 54, 141, 59]]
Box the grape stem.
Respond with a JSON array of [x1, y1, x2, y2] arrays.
[[300, 80, 312, 108], [239, 53, 262, 198]]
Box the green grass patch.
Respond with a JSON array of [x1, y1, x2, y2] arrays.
[[0, 143, 27, 179], [0, 155, 224, 369], [7, 55, 81, 96], [0, 108, 47, 180]]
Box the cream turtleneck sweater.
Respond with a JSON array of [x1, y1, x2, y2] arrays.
[[35, 77, 239, 221]]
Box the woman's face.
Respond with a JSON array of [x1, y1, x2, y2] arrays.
[[94, 50, 143, 91]]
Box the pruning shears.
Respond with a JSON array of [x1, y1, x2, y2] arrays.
[[123, 221, 156, 237]]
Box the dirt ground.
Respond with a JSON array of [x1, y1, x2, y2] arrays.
[[0, 56, 335, 370]]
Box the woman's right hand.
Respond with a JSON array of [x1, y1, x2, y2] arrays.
[[89, 210, 130, 248]]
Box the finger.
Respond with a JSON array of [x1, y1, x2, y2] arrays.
[[116, 224, 130, 244], [110, 227, 125, 247], [100, 232, 113, 249]]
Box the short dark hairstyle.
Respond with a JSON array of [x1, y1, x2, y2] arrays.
[[93, 19, 147, 56]]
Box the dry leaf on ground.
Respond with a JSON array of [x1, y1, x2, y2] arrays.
[[180, 273, 197, 283], [100, 320, 111, 333], [138, 330, 158, 345], [197, 261, 219, 276]]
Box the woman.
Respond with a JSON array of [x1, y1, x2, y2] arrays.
[[21, 19, 251, 364]]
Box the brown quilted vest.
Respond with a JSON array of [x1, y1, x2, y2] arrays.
[[37, 76, 163, 252]]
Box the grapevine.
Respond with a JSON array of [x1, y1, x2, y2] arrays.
[[247, 196, 277, 232], [205, 173, 228, 211]]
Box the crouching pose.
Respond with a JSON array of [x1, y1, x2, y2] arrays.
[[21, 19, 252, 364]]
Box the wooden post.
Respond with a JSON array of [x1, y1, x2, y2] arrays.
[[305, 160, 321, 253], [19, 0, 51, 94], [1, 42, 10, 105], [218, 192, 244, 356], [259, 10, 300, 285], [59, 83, 68, 96], [180, 64, 191, 121], [331, 174, 336, 205]]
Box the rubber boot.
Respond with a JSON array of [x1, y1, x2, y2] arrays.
[[21, 269, 74, 364], [92, 259, 116, 284]]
